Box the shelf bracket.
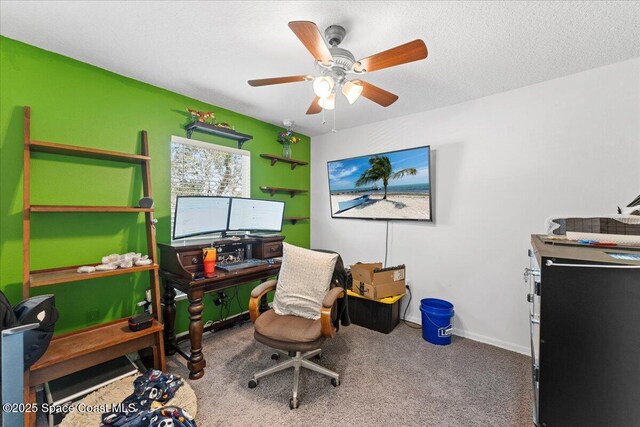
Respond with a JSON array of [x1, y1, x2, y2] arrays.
[[270, 159, 278, 166], [290, 163, 297, 170]]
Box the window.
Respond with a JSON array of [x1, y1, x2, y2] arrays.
[[170, 135, 250, 238]]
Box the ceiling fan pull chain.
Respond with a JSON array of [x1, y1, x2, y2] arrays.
[[332, 104, 337, 133], [322, 107, 326, 125]]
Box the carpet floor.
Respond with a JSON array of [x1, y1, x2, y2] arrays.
[[166, 322, 533, 427]]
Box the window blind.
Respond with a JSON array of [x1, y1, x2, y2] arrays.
[[170, 135, 250, 239]]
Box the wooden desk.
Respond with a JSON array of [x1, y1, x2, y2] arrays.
[[160, 262, 281, 379], [158, 237, 284, 379]]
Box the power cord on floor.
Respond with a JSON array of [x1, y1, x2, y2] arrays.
[[402, 284, 422, 329]]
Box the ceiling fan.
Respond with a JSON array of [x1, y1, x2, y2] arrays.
[[248, 21, 428, 115]]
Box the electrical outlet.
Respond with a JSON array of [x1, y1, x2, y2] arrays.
[[86, 309, 99, 324]]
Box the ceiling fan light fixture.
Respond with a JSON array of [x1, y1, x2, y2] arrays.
[[342, 80, 363, 104], [318, 93, 336, 110], [313, 76, 335, 98]]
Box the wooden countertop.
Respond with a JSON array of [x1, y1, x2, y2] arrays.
[[531, 234, 640, 267]]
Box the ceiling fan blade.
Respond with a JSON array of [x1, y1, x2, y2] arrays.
[[356, 39, 428, 73], [354, 80, 399, 107], [248, 75, 310, 87], [306, 96, 322, 115], [288, 21, 333, 64]]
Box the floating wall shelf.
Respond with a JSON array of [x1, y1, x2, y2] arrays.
[[184, 121, 253, 149], [284, 216, 310, 225], [260, 154, 309, 170], [259, 186, 308, 198]]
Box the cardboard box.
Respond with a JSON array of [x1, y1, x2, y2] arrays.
[[350, 262, 406, 300]]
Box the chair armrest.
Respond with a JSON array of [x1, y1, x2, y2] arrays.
[[248, 280, 277, 323], [320, 287, 345, 338], [251, 280, 277, 298], [322, 287, 345, 308]]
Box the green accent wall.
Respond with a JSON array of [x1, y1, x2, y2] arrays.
[[0, 36, 311, 335]]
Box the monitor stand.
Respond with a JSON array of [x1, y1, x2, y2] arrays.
[[247, 232, 282, 238], [172, 232, 230, 247]]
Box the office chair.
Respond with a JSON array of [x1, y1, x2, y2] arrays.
[[247, 244, 349, 409]]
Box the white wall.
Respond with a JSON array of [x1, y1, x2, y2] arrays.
[[311, 58, 640, 354]]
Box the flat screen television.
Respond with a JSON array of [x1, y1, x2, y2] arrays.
[[228, 197, 285, 232], [327, 145, 432, 221], [173, 196, 231, 239]]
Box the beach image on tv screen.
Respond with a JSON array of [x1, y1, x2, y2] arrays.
[[327, 146, 431, 221]]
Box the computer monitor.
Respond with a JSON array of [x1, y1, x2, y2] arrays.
[[173, 196, 231, 240], [228, 197, 285, 232]]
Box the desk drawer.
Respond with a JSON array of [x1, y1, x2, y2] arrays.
[[180, 252, 203, 267], [254, 241, 283, 259], [265, 242, 282, 257]]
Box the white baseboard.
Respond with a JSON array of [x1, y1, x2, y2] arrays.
[[403, 314, 530, 356]]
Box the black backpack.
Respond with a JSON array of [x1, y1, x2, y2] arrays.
[[0, 291, 58, 373], [0, 290, 18, 331]]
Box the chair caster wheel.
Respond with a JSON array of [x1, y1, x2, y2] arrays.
[[271, 353, 280, 360], [331, 378, 340, 387], [314, 353, 323, 360], [289, 398, 299, 409], [248, 379, 258, 389]]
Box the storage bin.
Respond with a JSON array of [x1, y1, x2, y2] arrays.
[[346, 290, 406, 334]]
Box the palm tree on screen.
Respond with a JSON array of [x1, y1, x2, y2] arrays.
[[355, 156, 417, 200]]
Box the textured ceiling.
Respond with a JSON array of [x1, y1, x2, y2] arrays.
[[1, 1, 639, 136]]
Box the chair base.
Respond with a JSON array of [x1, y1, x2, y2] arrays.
[[249, 349, 340, 408]]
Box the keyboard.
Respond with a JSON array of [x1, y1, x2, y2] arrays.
[[217, 258, 268, 271]]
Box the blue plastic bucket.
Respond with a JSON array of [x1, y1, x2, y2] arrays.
[[420, 298, 454, 345]]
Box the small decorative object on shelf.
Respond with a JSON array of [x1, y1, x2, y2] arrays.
[[277, 119, 300, 159], [187, 108, 235, 130], [216, 122, 233, 130], [77, 252, 152, 273], [187, 108, 215, 124]]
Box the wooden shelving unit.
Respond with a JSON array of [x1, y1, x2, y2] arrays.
[[184, 121, 253, 148], [260, 154, 309, 170], [284, 216, 310, 225], [22, 107, 165, 412], [259, 186, 308, 198]]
